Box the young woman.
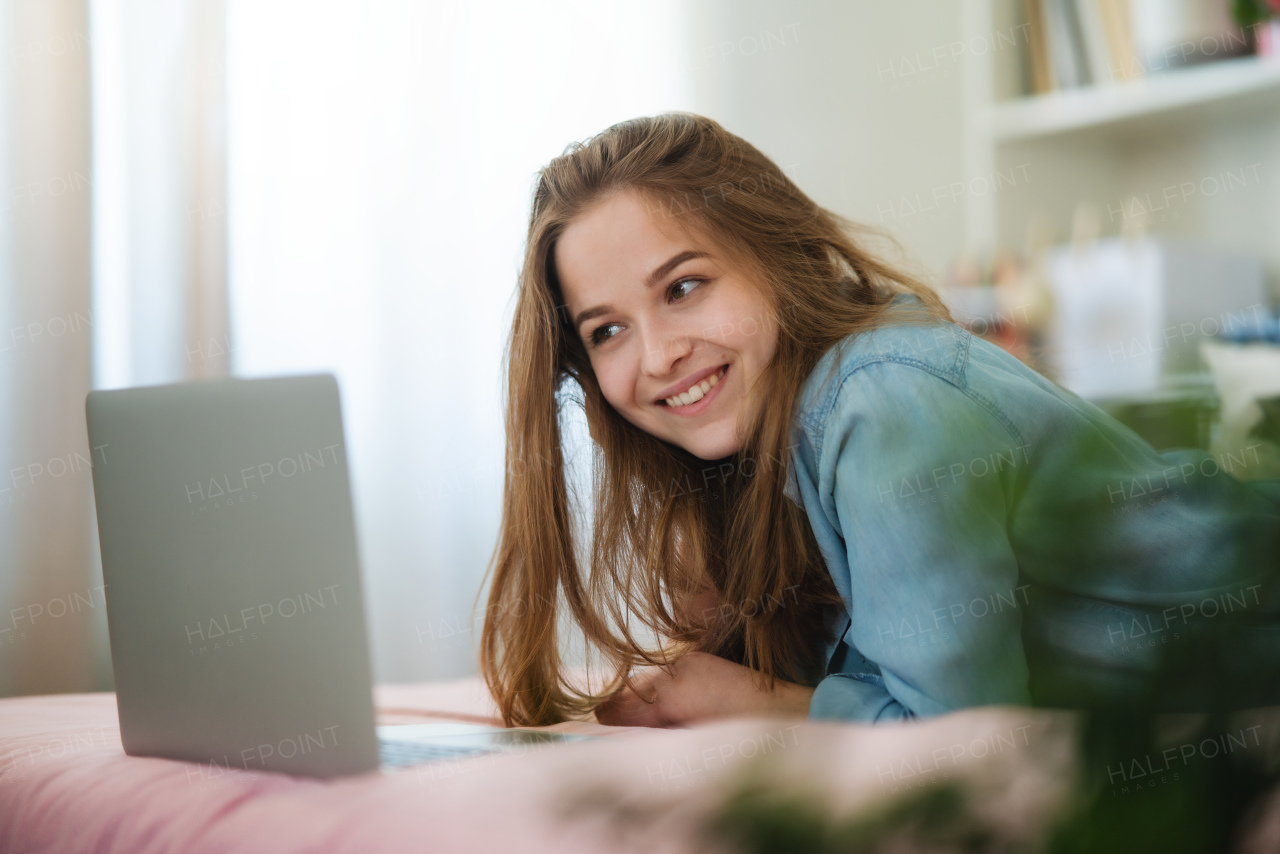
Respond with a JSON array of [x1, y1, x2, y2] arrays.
[[479, 113, 1280, 728]]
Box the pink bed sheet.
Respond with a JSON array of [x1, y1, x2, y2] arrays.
[[2, 678, 1268, 853]]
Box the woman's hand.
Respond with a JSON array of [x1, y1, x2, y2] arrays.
[[593, 651, 815, 728]]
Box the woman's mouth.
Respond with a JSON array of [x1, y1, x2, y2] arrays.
[[659, 364, 728, 416]]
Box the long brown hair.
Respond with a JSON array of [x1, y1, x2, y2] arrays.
[[478, 113, 952, 726]]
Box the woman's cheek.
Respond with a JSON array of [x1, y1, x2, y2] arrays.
[[588, 361, 618, 405]]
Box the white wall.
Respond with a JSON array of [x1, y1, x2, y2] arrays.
[[685, 0, 971, 281]]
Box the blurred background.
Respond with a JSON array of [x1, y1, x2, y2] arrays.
[[2, 0, 1278, 697]]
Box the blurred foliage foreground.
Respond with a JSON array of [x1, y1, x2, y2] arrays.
[[557, 613, 1280, 852]]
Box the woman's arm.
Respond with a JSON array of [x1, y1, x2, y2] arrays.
[[594, 575, 818, 726], [594, 651, 814, 727], [809, 359, 1032, 721]]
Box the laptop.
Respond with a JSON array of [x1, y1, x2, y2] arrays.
[[85, 372, 592, 778]]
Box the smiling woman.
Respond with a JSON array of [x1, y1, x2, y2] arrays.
[[479, 113, 1280, 731], [479, 112, 952, 727]]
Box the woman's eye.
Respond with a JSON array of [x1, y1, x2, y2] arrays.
[[590, 323, 622, 346], [668, 277, 701, 301], [587, 278, 701, 347]]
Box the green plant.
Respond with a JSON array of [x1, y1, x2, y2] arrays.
[[1233, 0, 1280, 28]]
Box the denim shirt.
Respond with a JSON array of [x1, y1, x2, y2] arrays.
[[787, 295, 1280, 722]]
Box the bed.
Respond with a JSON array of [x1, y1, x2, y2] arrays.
[[3, 678, 1279, 852]]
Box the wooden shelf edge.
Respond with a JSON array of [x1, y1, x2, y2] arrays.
[[989, 55, 1280, 142]]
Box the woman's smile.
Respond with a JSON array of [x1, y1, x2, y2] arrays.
[[657, 364, 728, 415]]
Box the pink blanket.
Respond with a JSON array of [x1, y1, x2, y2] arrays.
[[2, 680, 1274, 852]]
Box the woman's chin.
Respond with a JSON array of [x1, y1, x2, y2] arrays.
[[679, 431, 742, 462]]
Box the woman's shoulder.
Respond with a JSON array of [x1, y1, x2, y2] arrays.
[[796, 293, 970, 429]]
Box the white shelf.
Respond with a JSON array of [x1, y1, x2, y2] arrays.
[[989, 55, 1280, 143]]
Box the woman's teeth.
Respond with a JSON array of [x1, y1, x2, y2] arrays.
[[665, 366, 725, 408]]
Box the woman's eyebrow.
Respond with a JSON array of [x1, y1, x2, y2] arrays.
[[644, 250, 709, 288], [572, 250, 711, 333]]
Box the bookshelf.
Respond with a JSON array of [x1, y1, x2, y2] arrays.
[[961, 0, 1280, 288]]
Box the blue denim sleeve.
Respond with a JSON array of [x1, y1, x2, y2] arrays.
[[810, 671, 914, 721], [809, 360, 1033, 721]]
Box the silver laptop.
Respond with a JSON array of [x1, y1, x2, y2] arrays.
[[85, 372, 590, 778]]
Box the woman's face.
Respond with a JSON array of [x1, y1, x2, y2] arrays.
[[555, 189, 778, 460]]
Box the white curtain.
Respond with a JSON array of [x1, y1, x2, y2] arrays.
[[0, 0, 96, 697], [1, 0, 696, 696], [0, 0, 229, 696], [226, 1, 694, 682], [91, 0, 228, 392]]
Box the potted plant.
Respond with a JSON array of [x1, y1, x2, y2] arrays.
[[1234, 0, 1280, 56]]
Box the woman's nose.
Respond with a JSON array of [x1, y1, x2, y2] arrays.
[[639, 324, 693, 377]]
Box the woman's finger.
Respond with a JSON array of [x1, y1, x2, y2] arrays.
[[596, 686, 661, 726]]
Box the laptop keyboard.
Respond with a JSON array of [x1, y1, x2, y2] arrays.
[[377, 737, 496, 769]]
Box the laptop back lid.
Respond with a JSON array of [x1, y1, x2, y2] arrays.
[[86, 373, 379, 777]]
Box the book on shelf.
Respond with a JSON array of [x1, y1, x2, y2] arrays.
[[1023, 0, 1129, 93], [1022, 0, 1056, 93], [1018, 0, 1247, 97], [1043, 0, 1093, 87], [1094, 0, 1141, 82]]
